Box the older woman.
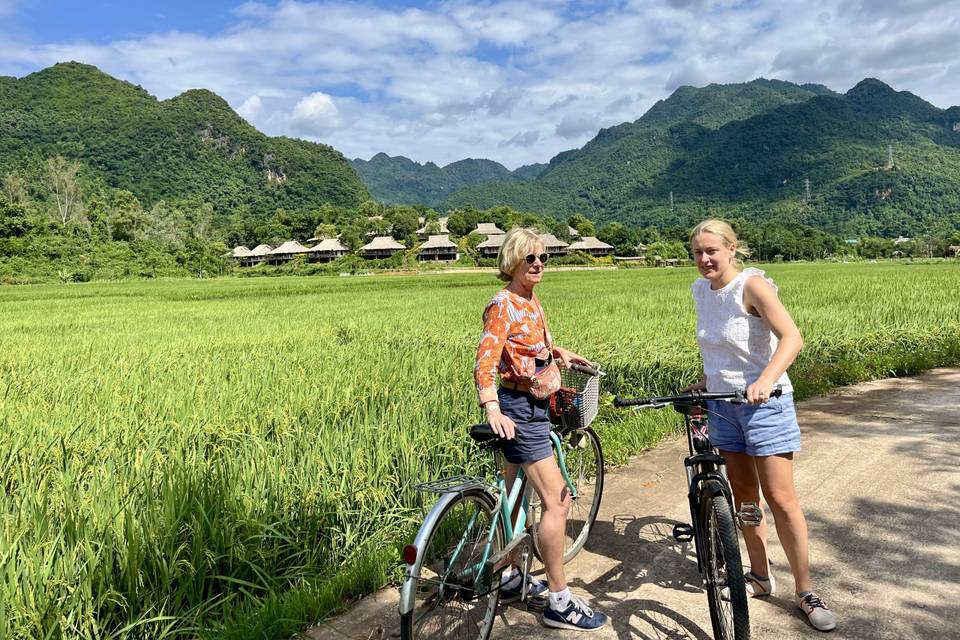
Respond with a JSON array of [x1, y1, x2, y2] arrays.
[[474, 227, 608, 632]]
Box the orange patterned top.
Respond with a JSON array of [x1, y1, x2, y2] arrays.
[[474, 289, 555, 406]]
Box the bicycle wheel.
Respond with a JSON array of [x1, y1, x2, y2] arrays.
[[531, 426, 604, 563], [400, 489, 505, 640], [699, 491, 750, 640]]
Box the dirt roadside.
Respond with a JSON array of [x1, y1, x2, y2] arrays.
[[309, 367, 960, 639]]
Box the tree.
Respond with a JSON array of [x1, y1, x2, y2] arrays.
[[357, 199, 381, 218], [567, 213, 596, 237], [2, 172, 28, 205], [313, 223, 338, 240], [45, 156, 87, 229], [145, 200, 188, 251], [386, 205, 419, 242], [106, 190, 146, 241], [446, 211, 467, 236], [597, 222, 637, 256], [0, 193, 29, 237]]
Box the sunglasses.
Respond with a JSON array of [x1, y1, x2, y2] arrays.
[[525, 253, 549, 264]]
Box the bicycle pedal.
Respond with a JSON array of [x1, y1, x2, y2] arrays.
[[525, 594, 548, 611], [672, 523, 694, 542], [736, 501, 762, 527]]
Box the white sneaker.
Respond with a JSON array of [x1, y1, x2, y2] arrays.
[[797, 592, 837, 631], [721, 570, 775, 600]]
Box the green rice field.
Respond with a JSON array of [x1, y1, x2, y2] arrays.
[[1, 262, 958, 638]]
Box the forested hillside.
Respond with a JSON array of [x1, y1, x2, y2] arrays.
[[444, 78, 960, 237], [350, 153, 545, 206], [0, 62, 369, 216]]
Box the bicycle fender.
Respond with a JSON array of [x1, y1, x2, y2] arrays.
[[398, 490, 496, 615]]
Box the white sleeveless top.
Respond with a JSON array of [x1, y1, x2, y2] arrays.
[[692, 267, 793, 394]]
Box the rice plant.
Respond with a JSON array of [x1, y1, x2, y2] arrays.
[[0, 262, 957, 637]]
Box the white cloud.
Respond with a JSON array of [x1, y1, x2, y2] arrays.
[[290, 92, 343, 136], [236, 95, 263, 123], [0, 0, 958, 169]]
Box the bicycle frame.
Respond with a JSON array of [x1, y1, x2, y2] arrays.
[[681, 402, 735, 576], [399, 429, 577, 616]]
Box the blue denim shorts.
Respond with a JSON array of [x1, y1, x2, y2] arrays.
[[496, 387, 554, 464], [706, 393, 801, 457]]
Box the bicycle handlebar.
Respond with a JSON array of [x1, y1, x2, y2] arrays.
[[568, 362, 600, 377], [613, 387, 782, 408]]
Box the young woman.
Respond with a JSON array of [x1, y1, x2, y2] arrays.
[[474, 227, 608, 632], [686, 219, 836, 632]]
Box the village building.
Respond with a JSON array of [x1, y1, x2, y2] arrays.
[[475, 222, 504, 236], [244, 244, 273, 267], [416, 216, 449, 239], [307, 238, 350, 263], [567, 226, 581, 238], [267, 240, 310, 265], [567, 236, 614, 257], [360, 236, 405, 259], [476, 232, 506, 258], [229, 245, 252, 260], [539, 233, 569, 256], [418, 234, 459, 262]]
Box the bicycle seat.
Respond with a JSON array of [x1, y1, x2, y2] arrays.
[[469, 423, 504, 448]]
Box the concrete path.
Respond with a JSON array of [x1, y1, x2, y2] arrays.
[[309, 368, 960, 639]]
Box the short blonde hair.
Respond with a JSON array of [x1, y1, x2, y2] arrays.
[[690, 219, 751, 265], [497, 227, 544, 282]]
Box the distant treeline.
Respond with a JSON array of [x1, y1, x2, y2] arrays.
[[4, 157, 957, 285]]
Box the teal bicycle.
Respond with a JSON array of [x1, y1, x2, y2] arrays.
[[399, 364, 605, 640]]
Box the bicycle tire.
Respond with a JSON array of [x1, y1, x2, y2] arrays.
[[699, 490, 750, 640], [400, 489, 505, 640], [531, 426, 604, 564]]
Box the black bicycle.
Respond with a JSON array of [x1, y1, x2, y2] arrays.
[[613, 389, 776, 640]]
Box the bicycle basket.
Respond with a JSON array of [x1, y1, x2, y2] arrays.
[[552, 366, 603, 429]]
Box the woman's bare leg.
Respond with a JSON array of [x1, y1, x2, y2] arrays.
[[756, 453, 812, 593], [722, 450, 771, 577], [522, 455, 571, 591]]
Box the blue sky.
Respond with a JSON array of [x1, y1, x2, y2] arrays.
[[1, 1, 958, 168]]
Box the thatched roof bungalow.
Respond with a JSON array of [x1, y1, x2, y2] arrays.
[[240, 244, 273, 266], [267, 240, 310, 264], [568, 236, 614, 256], [307, 238, 350, 263], [416, 216, 449, 238], [475, 222, 504, 236], [539, 233, 569, 256], [361, 236, 405, 259], [477, 232, 506, 258], [418, 234, 459, 262]]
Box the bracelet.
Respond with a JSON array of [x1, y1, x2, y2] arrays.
[[484, 401, 500, 411]]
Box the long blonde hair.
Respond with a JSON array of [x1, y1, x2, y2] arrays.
[[690, 219, 750, 265]]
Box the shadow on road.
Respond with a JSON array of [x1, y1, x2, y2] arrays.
[[572, 514, 712, 639]]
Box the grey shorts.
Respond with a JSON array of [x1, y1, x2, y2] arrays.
[[497, 387, 554, 464], [706, 393, 802, 457]]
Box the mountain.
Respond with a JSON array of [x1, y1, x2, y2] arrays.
[[0, 62, 370, 215], [350, 154, 546, 207], [444, 78, 960, 236]]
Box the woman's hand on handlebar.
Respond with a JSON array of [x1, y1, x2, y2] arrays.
[[746, 378, 776, 404], [485, 403, 516, 440], [554, 346, 592, 369]]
